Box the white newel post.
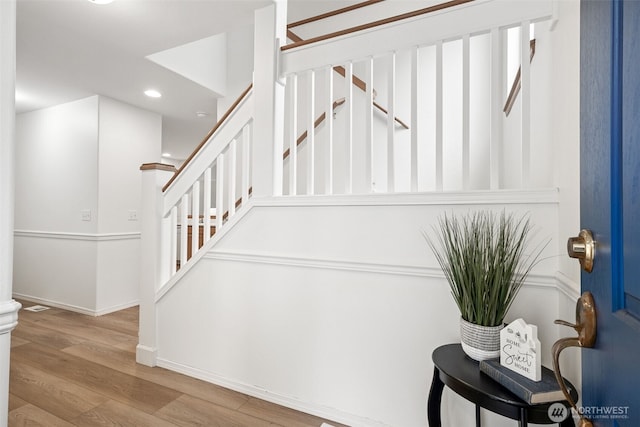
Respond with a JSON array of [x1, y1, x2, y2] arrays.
[[0, 0, 22, 422], [252, 0, 287, 197], [137, 163, 176, 367]]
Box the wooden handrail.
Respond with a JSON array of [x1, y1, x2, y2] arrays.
[[140, 163, 177, 173], [286, 29, 303, 43], [162, 84, 253, 192], [332, 64, 368, 94], [223, 187, 253, 221], [187, 187, 254, 224], [283, 95, 409, 162], [373, 101, 410, 129], [288, 0, 385, 29], [283, 98, 346, 161], [287, 29, 370, 94], [287, 29, 408, 131], [282, 0, 474, 51], [503, 39, 536, 116]]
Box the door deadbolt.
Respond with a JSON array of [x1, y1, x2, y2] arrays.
[[567, 229, 595, 273]]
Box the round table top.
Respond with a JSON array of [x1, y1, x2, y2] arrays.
[[432, 343, 579, 408]]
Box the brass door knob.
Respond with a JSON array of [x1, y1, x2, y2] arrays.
[[567, 229, 595, 272]]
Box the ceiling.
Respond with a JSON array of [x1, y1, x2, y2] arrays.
[[14, 0, 368, 161]]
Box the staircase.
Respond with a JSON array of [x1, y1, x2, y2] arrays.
[[138, 1, 566, 426]]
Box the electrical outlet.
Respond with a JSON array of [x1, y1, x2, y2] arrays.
[[81, 209, 91, 221], [128, 210, 138, 221]]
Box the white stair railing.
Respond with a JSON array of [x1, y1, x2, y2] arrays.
[[280, 0, 555, 194], [165, 89, 253, 279], [141, 86, 254, 291]]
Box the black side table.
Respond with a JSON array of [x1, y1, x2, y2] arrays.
[[427, 344, 577, 427]]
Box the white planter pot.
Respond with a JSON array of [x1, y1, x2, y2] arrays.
[[459, 317, 503, 361]]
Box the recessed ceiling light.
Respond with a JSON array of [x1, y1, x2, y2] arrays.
[[162, 152, 172, 158], [87, 0, 113, 4], [144, 89, 162, 98], [195, 111, 209, 118]]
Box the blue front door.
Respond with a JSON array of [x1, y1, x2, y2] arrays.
[[580, 1, 640, 425]]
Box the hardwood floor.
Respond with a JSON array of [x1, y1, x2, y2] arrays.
[[9, 301, 347, 427]]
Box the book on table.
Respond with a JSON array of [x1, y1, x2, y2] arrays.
[[479, 359, 568, 405]]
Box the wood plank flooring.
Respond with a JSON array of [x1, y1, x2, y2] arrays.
[[9, 301, 348, 427]]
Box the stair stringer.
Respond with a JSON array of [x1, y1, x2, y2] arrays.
[[155, 197, 255, 303]]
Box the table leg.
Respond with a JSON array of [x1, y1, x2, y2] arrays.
[[519, 407, 528, 427], [475, 404, 481, 427], [427, 367, 444, 427]]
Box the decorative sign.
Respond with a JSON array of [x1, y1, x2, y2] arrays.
[[500, 318, 541, 381]]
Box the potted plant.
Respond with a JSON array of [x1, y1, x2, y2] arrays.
[[425, 210, 546, 361]]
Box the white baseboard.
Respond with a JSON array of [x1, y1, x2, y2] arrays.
[[13, 293, 138, 317], [94, 300, 140, 316], [136, 344, 157, 367], [156, 358, 391, 427]]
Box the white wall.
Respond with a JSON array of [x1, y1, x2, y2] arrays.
[[97, 97, 162, 234], [14, 97, 100, 312], [95, 97, 162, 313], [217, 24, 255, 118], [14, 96, 161, 315], [147, 33, 227, 97], [1, 0, 21, 421], [15, 96, 100, 234], [154, 193, 562, 427], [549, 0, 582, 399], [553, 1, 581, 284]]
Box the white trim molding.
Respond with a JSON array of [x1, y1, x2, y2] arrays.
[[205, 249, 559, 291], [14, 230, 140, 241], [555, 271, 581, 300], [0, 300, 21, 335], [251, 188, 560, 208], [206, 249, 442, 278]]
